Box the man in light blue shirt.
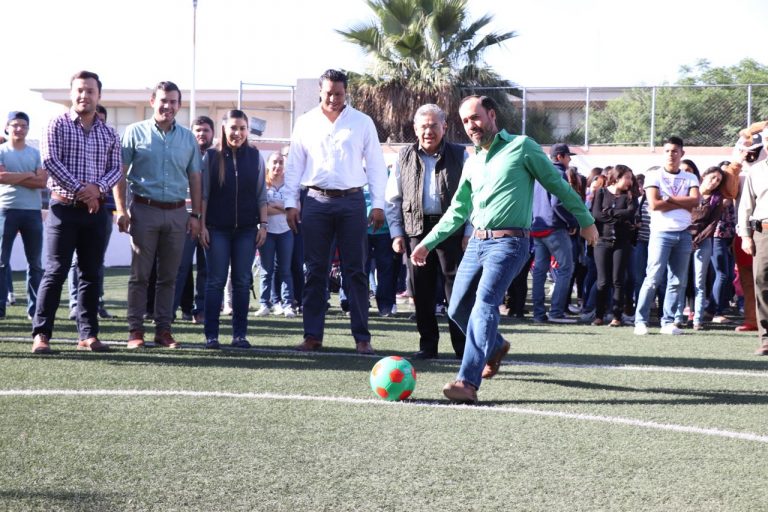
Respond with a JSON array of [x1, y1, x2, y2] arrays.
[[116, 81, 203, 350], [0, 111, 48, 320]]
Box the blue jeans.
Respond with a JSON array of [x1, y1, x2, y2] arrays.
[[448, 235, 530, 390], [0, 209, 43, 317], [68, 211, 113, 311], [258, 230, 294, 308], [635, 230, 692, 326], [532, 229, 574, 319], [172, 236, 207, 316], [367, 233, 398, 314], [690, 238, 713, 325], [204, 227, 257, 340], [708, 237, 733, 315], [301, 190, 369, 343]]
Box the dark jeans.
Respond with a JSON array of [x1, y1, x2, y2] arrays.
[[68, 210, 113, 311], [173, 236, 207, 316], [33, 203, 109, 340], [708, 236, 734, 315], [301, 189, 369, 343], [593, 238, 631, 319], [0, 208, 43, 317], [367, 233, 398, 314], [407, 233, 465, 357]]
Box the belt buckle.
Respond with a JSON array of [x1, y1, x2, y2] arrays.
[[484, 229, 492, 239]]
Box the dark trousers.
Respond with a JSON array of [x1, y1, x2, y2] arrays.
[[33, 203, 109, 340], [301, 190, 369, 343], [594, 238, 632, 319], [407, 233, 465, 357], [752, 231, 768, 341]]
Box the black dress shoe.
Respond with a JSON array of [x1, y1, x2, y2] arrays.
[[413, 350, 438, 360]]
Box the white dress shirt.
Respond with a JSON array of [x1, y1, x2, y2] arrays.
[[284, 104, 388, 210]]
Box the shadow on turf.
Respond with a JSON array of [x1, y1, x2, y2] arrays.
[[0, 490, 123, 511]]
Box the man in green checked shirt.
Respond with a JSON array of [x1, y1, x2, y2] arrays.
[[410, 95, 598, 404]]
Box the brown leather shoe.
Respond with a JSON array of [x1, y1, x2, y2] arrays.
[[31, 334, 52, 354], [482, 339, 510, 379], [442, 380, 478, 404], [755, 341, 768, 356], [154, 330, 180, 349], [295, 336, 322, 352], [77, 337, 110, 352], [127, 330, 145, 349], [356, 341, 375, 355]]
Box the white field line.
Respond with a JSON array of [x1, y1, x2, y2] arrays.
[[3, 335, 767, 379], [2, 388, 768, 444]]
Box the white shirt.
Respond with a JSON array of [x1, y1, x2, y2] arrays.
[[284, 105, 388, 210], [645, 167, 700, 232]]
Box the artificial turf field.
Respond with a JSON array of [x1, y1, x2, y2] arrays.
[[1, 268, 768, 511]]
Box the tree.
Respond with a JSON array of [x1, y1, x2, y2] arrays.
[[588, 59, 768, 146], [337, 0, 519, 143]]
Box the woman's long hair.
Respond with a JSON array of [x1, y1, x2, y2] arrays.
[[217, 109, 249, 187]]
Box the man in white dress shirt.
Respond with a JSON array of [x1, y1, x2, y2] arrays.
[[285, 69, 388, 355]]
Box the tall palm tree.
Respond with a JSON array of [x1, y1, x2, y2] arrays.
[[337, 0, 517, 142]]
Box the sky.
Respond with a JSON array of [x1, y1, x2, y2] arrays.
[[2, 0, 768, 132]]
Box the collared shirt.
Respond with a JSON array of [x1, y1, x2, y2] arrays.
[[41, 109, 122, 200], [121, 119, 202, 203], [738, 159, 768, 237], [421, 129, 594, 251], [284, 104, 387, 209], [419, 151, 442, 215], [0, 142, 43, 210]]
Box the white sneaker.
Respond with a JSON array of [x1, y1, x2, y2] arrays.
[[660, 323, 683, 335], [254, 305, 270, 317], [283, 307, 296, 318], [222, 305, 233, 316], [548, 316, 576, 324], [272, 304, 284, 315], [568, 304, 582, 314], [633, 323, 649, 336], [390, 304, 397, 315], [580, 310, 596, 323]]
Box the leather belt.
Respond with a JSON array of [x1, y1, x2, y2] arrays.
[[473, 228, 529, 240], [133, 194, 186, 210], [307, 186, 362, 198], [51, 192, 104, 209]]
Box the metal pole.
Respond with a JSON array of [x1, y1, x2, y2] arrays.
[[521, 88, 527, 135], [290, 85, 295, 133], [584, 87, 590, 149], [190, 0, 197, 125], [238, 81, 243, 111], [650, 87, 657, 151], [747, 84, 753, 127]]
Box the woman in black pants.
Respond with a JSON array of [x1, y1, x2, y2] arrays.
[[591, 165, 638, 326]]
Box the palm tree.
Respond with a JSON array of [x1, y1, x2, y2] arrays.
[[337, 0, 518, 143]]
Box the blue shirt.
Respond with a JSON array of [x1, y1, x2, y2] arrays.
[[0, 142, 43, 210], [121, 119, 202, 202]]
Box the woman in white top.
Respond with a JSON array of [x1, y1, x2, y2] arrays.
[[255, 152, 296, 317]]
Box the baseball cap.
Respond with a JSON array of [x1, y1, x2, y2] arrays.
[[5, 111, 30, 134], [550, 143, 575, 157]]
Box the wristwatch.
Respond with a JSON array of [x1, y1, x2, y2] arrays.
[[190, 212, 202, 219]]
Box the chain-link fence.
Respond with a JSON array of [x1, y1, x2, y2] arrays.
[[462, 84, 768, 148]]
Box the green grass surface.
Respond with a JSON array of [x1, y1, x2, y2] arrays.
[[2, 268, 768, 511]]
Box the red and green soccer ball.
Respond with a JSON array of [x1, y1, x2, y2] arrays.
[[369, 356, 417, 401]]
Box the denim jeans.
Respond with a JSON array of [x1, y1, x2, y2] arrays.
[[33, 203, 109, 340], [366, 233, 398, 314], [532, 229, 574, 319], [0, 209, 43, 317], [69, 211, 113, 311], [690, 238, 713, 325], [448, 235, 530, 390], [204, 227, 257, 340], [301, 190, 369, 343], [635, 230, 692, 326], [708, 237, 733, 315], [172, 236, 207, 316], [258, 229, 294, 308]]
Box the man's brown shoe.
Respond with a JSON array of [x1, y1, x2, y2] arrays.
[[356, 341, 375, 355], [77, 337, 110, 352], [482, 339, 510, 379], [442, 380, 478, 404], [31, 334, 52, 354], [755, 342, 768, 356], [127, 330, 145, 349], [295, 336, 322, 352], [154, 330, 180, 349]]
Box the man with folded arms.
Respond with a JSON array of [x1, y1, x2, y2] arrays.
[[116, 81, 202, 349], [411, 95, 597, 403], [32, 71, 122, 354]]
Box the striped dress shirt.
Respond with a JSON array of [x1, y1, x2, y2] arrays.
[[41, 109, 123, 200]]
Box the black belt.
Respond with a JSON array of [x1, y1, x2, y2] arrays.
[[424, 214, 442, 224], [133, 194, 186, 210], [51, 192, 104, 210], [307, 186, 362, 198], [474, 228, 529, 240]]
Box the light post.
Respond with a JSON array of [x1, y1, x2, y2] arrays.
[[190, 0, 197, 125]]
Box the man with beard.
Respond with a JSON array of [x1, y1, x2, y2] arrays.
[[116, 81, 203, 349], [410, 95, 597, 403]]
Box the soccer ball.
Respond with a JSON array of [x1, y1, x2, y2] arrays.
[[369, 356, 417, 401]]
